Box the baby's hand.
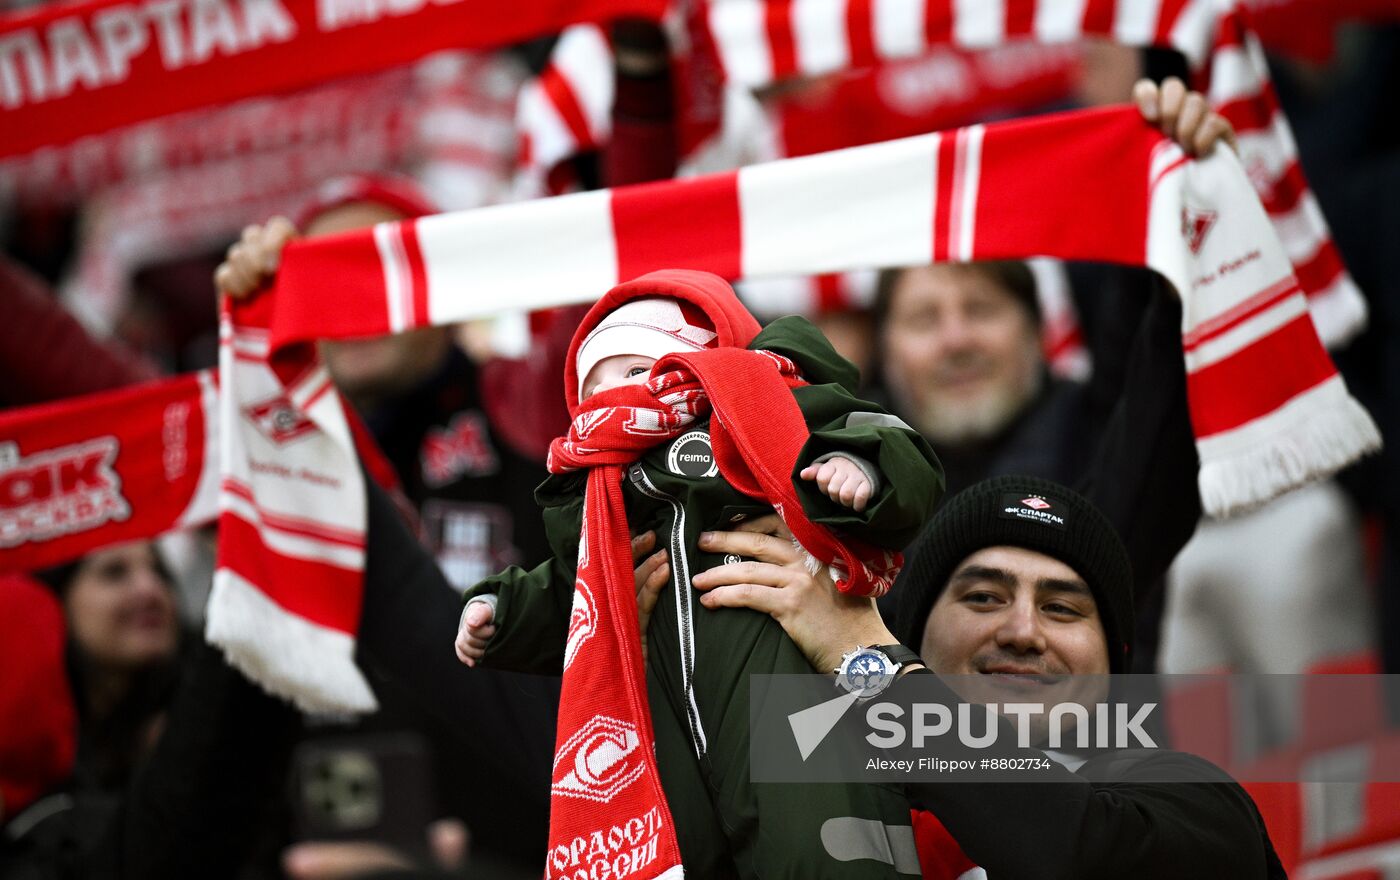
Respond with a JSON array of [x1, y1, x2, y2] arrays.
[[455, 599, 497, 667], [799, 456, 873, 512]]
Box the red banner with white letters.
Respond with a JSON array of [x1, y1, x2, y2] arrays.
[[0, 0, 663, 159], [0, 62, 422, 202], [0, 372, 220, 572]]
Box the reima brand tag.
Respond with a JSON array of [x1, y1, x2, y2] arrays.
[[667, 431, 718, 478], [997, 493, 1066, 530]]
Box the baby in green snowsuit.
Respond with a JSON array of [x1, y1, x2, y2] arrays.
[[458, 270, 943, 878]]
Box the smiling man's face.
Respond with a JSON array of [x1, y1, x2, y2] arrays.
[[920, 545, 1110, 741]]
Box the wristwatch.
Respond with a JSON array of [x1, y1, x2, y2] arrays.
[[833, 644, 924, 698]]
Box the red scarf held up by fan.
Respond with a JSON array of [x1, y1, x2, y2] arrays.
[[2, 110, 1379, 718], [540, 269, 900, 879]]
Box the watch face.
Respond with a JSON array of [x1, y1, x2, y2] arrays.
[[838, 649, 896, 699]]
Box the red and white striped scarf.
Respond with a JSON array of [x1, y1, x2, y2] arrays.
[[199, 106, 1379, 714], [210, 291, 405, 712], [0, 0, 1364, 347], [516, 24, 616, 199], [54, 53, 519, 335], [519, 0, 1364, 346], [0, 107, 1371, 711], [543, 350, 897, 880]]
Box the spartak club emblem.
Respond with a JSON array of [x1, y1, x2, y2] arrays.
[[1181, 206, 1218, 256], [552, 716, 644, 803], [1021, 497, 1051, 510], [244, 396, 317, 445]]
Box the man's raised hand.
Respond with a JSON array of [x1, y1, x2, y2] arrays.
[[1133, 76, 1236, 157], [214, 216, 298, 299]]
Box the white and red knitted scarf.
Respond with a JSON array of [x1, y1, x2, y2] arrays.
[[543, 336, 898, 879], [518, 0, 1364, 346], [698, 0, 1368, 346], [546, 379, 683, 877], [0, 0, 1366, 347], [0, 107, 1377, 713], [208, 291, 406, 712], [199, 107, 1376, 715]]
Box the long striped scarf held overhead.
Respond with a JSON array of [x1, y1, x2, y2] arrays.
[[204, 105, 1379, 716], [0, 0, 1364, 348], [703, 0, 1366, 345], [521, 0, 1365, 347]]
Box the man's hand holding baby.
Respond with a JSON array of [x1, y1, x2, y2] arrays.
[[799, 455, 877, 512]]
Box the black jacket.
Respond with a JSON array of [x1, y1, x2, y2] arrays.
[[899, 670, 1286, 880], [906, 749, 1286, 880], [0, 641, 299, 880]]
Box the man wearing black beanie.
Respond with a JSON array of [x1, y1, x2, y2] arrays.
[[694, 475, 1286, 879], [894, 474, 1135, 674]]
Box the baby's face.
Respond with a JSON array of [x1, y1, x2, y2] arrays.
[[581, 354, 658, 399]]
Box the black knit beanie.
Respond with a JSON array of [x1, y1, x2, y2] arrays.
[[895, 475, 1135, 673]]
